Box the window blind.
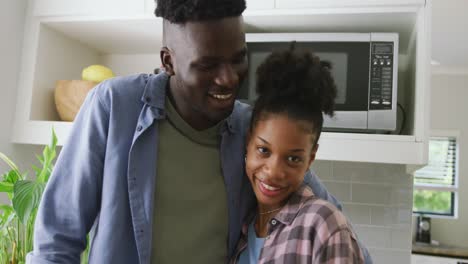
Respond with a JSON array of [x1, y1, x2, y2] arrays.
[[414, 137, 456, 187]]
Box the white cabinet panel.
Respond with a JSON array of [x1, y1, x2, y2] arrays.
[[33, 0, 145, 16], [246, 0, 274, 11], [15, 1, 432, 164], [276, 0, 425, 9], [145, 0, 156, 15], [412, 254, 468, 264]]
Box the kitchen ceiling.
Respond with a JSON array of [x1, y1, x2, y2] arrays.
[[432, 0, 468, 73]]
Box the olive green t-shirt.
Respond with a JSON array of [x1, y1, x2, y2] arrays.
[[151, 98, 228, 263]]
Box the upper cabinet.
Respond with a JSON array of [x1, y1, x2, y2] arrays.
[[13, 0, 432, 165], [145, 0, 156, 16], [33, 0, 145, 17], [275, 0, 425, 9], [246, 0, 275, 11]]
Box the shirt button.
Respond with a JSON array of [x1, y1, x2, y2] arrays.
[[137, 125, 143, 132], [271, 219, 277, 225]]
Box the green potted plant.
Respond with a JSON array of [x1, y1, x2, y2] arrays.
[[0, 130, 90, 264]]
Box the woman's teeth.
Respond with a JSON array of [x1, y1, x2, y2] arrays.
[[210, 93, 232, 100], [261, 181, 281, 191]]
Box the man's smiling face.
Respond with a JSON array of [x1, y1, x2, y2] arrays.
[[162, 16, 248, 130]]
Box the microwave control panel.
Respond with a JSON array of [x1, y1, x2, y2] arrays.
[[369, 42, 394, 110]]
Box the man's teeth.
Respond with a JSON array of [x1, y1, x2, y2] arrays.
[[211, 93, 232, 100], [261, 182, 281, 191]]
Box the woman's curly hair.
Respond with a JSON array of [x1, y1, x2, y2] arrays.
[[155, 0, 246, 23], [251, 45, 337, 146]]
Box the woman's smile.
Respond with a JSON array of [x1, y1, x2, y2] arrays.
[[256, 177, 287, 198]]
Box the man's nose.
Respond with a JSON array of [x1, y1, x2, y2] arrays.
[[214, 63, 239, 89]]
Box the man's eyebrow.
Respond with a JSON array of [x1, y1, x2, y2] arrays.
[[195, 47, 248, 62]]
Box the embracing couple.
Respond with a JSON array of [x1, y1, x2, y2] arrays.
[[28, 0, 372, 263]]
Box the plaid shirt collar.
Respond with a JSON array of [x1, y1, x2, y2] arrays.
[[271, 184, 315, 226], [241, 183, 316, 235]]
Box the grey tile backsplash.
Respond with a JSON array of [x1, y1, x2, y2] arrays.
[[312, 161, 413, 264]]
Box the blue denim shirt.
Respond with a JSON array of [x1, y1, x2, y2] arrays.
[[27, 73, 371, 263]]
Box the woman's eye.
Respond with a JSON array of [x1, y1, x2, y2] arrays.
[[257, 147, 269, 154], [288, 156, 303, 163]]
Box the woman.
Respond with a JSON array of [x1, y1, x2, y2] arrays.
[[232, 48, 365, 263]]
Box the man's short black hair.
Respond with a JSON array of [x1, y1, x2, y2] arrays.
[[155, 0, 247, 23]]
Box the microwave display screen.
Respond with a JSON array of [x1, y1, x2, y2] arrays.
[[314, 52, 348, 105], [245, 51, 347, 105], [241, 41, 370, 111]]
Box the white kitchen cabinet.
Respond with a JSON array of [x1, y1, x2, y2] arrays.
[[145, 0, 156, 16], [246, 0, 275, 11], [12, 0, 432, 164], [276, 0, 425, 9], [33, 0, 145, 17], [412, 254, 468, 264]]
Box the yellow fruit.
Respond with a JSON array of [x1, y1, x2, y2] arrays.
[[82, 65, 115, 83]]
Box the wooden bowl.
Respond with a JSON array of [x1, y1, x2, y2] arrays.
[[54, 80, 97, 121]]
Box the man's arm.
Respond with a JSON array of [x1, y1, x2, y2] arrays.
[[27, 85, 109, 263], [303, 169, 373, 264]]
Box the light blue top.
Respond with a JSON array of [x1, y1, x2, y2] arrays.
[[238, 220, 265, 264], [26, 73, 371, 264]]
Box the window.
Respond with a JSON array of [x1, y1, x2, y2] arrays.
[[413, 135, 458, 218]]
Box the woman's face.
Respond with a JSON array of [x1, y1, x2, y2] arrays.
[[246, 113, 317, 211]]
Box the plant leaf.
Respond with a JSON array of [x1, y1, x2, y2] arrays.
[[0, 205, 13, 224], [0, 152, 22, 181], [36, 129, 57, 183], [0, 204, 13, 212], [0, 182, 14, 193], [6, 170, 19, 184], [12, 180, 46, 225]]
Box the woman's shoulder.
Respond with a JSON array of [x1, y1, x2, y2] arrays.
[[296, 197, 353, 236]]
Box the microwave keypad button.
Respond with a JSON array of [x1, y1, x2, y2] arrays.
[[382, 101, 391, 105], [371, 100, 380, 105]]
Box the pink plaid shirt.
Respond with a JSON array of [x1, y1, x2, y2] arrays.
[[231, 185, 365, 264]]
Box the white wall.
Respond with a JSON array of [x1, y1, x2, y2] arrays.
[[313, 161, 413, 264], [0, 0, 44, 204], [428, 74, 468, 247]]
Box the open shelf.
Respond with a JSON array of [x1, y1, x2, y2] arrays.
[[12, 3, 431, 164]]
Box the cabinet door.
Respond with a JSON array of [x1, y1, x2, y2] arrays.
[[33, 0, 145, 16], [412, 254, 467, 264], [246, 0, 274, 11], [276, 0, 425, 9], [145, 0, 156, 15]]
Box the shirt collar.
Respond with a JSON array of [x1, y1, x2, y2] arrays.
[[223, 101, 252, 135], [273, 184, 316, 226], [240, 184, 316, 237], [141, 73, 168, 113]]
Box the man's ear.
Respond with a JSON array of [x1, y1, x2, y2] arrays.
[[160, 47, 175, 75]]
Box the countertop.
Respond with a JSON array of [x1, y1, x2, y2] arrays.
[[412, 242, 468, 259]]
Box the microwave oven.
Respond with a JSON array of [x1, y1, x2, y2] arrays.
[[238, 33, 399, 132]]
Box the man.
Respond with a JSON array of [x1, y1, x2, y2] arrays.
[[28, 0, 371, 263]]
